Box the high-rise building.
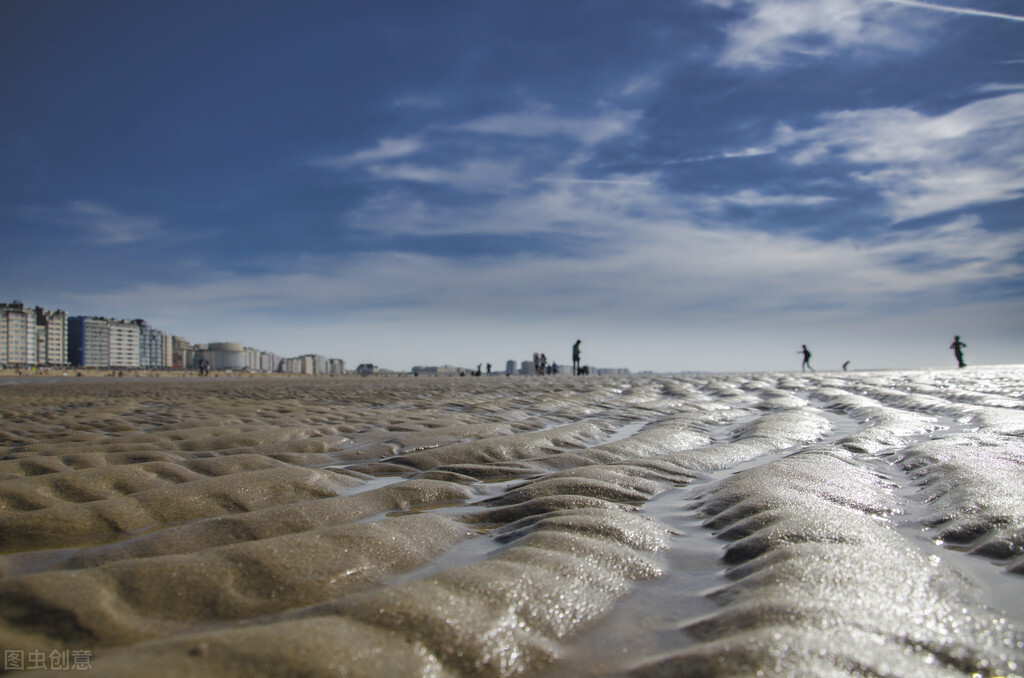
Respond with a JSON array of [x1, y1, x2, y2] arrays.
[[136, 320, 167, 368], [1, 302, 38, 366], [260, 350, 280, 372], [68, 317, 110, 367], [35, 307, 68, 366], [108, 320, 140, 368]]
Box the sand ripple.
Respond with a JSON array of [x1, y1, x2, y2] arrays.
[[1, 369, 1022, 676]]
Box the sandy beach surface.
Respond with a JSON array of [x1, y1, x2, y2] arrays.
[[1, 368, 1022, 677]]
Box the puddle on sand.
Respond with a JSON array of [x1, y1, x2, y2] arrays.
[[538, 483, 733, 677], [332, 473, 408, 497]]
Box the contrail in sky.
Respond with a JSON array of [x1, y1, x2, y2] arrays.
[[883, 0, 1024, 22]]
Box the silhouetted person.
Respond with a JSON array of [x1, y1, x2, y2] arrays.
[[950, 335, 967, 368], [573, 339, 582, 375], [799, 345, 814, 372]]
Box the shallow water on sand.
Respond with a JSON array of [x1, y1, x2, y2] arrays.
[[1, 368, 1022, 677]]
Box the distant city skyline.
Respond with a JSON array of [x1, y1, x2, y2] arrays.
[[2, 2, 1022, 372]]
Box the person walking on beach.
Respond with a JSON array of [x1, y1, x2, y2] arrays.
[[950, 335, 967, 368], [573, 339, 582, 376], [799, 345, 814, 372]]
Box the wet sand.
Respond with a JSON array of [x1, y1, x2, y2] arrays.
[[1, 368, 1022, 677]]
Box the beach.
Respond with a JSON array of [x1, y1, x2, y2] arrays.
[[1, 368, 1022, 677]]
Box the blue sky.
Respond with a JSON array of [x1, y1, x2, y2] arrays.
[[2, 0, 1022, 373]]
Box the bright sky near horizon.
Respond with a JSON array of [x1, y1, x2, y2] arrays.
[[2, 1, 1022, 373]]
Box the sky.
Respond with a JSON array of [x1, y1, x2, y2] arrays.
[[2, 0, 1023, 373]]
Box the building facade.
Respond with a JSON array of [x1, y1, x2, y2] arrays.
[[201, 342, 247, 370], [6, 302, 345, 374], [1, 302, 38, 366], [136, 320, 168, 369], [108, 320, 140, 368], [35, 307, 68, 367], [171, 336, 190, 369], [68, 317, 110, 367]]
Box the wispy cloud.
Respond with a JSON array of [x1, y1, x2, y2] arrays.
[[454, 106, 642, 145], [536, 177, 654, 186], [696, 188, 836, 209], [314, 136, 423, 169], [772, 92, 1024, 221], [22, 201, 160, 245], [315, 106, 643, 193], [710, 0, 933, 69], [881, 0, 1024, 22], [76, 194, 1024, 328], [671, 145, 777, 163], [346, 171, 672, 238], [365, 158, 523, 192], [336, 163, 1023, 314], [621, 74, 660, 96]]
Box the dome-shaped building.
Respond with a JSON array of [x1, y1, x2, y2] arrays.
[[203, 342, 247, 371]]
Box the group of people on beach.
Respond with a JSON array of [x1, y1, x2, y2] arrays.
[[532, 353, 557, 375], [798, 335, 969, 372], [526, 339, 584, 376]]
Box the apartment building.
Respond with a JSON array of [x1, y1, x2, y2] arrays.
[[1, 302, 38, 366], [136, 320, 168, 369], [259, 350, 281, 373], [7, 301, 344, 374], [68, 316, 110, 367], [35, 307, 68, 367], [277, 354, 345, 375], [108, 320, 140, 368]]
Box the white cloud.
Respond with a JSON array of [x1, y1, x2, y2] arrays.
[[68, 174, 1023, 370], [22, 201, 160, 245], [336, 168, 1023, 311], [314, 136, 423, 169], [347, 172, 672, 238], [711, 0, 933, 69], [314, 105, 641, 193], [76, 197, 1024, 329], [772, 92, 1024, 221], [719, 146, 777, 159], [710, 0, 1024, 70], [621, 75, 659, 96], [671, 145, 777, 163], [536, 177, 654, 186], [454, 106, 642, 145], [881, 0, 1024, 23], [697, 188, 836, 208], [365, 158, 522, 192]]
